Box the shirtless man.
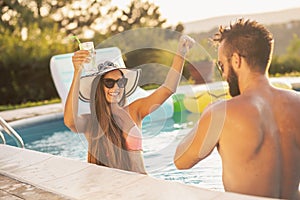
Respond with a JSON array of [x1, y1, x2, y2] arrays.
[[174, 18, 300, 200]]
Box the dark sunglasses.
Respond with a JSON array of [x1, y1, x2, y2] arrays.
[[102, 77, 128, 88]]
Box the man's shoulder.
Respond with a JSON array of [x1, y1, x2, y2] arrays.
[[279, 88, 300, 99], [268, 87, 300, 107], [207, 96, 247, 112], [204, 96, 257, 121]]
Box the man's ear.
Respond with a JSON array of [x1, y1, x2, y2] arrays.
[[231, 52, 241, 70]]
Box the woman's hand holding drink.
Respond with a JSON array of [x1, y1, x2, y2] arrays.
[[79, 42, 96, 72]]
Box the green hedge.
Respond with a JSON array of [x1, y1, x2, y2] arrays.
[[0, 24, 75, 105]]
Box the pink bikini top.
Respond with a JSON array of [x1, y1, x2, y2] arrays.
[[126, 125, 143, 151]]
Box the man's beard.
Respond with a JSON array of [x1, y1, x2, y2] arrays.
[[227, 65, 240, 97]]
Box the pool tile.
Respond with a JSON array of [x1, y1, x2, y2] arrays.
[[0, 145, 53, 173], [41, 165, 147, 199], [0, 144, 23, 163], [81, 177, 221, 200], [0, 174, 70, 200], [0, 190, 22, 200], [10, 156, 90, 184]]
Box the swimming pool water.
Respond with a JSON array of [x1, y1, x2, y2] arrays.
[[7, 112, 224, 191]]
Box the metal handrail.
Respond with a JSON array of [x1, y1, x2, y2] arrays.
[[0, 117, 24, 148], [0, 131, 5, 144]]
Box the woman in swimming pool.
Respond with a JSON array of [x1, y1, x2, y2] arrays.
[[64, 35, 194, 174]]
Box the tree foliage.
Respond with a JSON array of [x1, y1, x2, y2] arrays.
[[269, 34, 300, 74], [0, 0, 116, 37], [107, 0, 167, 35], [0, 23, 74, 105]]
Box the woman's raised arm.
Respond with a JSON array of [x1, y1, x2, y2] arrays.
[[133, 35, 195, 120], [64, 50, 90, 133]]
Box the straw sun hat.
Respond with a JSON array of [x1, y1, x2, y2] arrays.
[[79, 61, 141, 102]]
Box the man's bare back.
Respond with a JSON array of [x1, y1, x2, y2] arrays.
[[218, 83, 300, 199]]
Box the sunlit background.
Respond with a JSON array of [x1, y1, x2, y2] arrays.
[[0, 0, 299, 108], [112, 0, 300, 25]]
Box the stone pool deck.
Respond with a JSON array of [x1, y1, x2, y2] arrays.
[[0, 103, 63, 122], [0, 104, 281, 200]]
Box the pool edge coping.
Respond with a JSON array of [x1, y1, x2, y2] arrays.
[[0, 144, 280, 200]]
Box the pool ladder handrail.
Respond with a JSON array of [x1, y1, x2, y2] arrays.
[[0, 116, 24, 148]]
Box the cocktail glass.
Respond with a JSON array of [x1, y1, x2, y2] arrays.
[[79, 42, 96, 72]]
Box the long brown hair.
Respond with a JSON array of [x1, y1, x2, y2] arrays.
[[88, 71, 132, 171]]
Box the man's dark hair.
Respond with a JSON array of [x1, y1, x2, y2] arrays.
[[212, 18, 274, 73]]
